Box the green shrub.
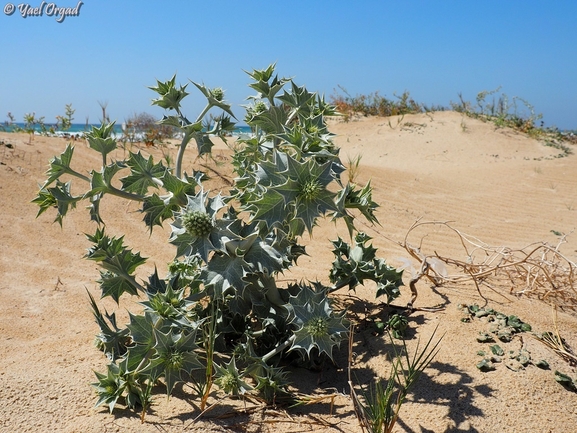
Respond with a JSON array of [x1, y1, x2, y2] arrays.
[[330, 86, 424, 121], [34, 64, 405, 417]]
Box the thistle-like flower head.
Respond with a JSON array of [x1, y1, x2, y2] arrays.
[[169, 189, 227, 262], [288, 284, 348, 360]]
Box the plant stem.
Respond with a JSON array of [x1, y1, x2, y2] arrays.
[[200, 300, 217, 410], [264, 284, 285, 306], [175, 103, 213, 178], [67, 168, 91, 183], [107, 185, 145, 202], [262, 334, 295, 363], [196, 104, 212, 125], [175, 133, 193, 179]]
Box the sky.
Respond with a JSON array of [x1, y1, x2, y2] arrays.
[[1, 0, 576, 130]]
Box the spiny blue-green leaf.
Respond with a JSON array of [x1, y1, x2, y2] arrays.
[[269, 155, 338, 233], [248, 105, 288, 135], [221, 231, 259, 256], [163, 172, 198, 203], [142, 194, 173, 230], [329, 234, 403, 303], [278, 116, 335, 157], [153, 84, 189, 110], [92, 361, 126, 413], [85, 228, 124, 259], [88, 194, 104, 225], [314, 93, 339, 117], [140, 284, 195, 328], [234, 152, 287, 206], [294, 188, 337, 234], [149, 74, 177, 96], [243, 240, 287, 274], [193, 133, 215, 157], [289, 285, 348, 361], [125, 343, 154, 374], [150, 76, 189, 111], [214, 357, 253, 396], [207, 114, 237, 137], [208, 192, 227, 215], [86, 123, 117, 156], [200, 254, 247, 298], [42, 144, 79, 186], [50, 180, 81, 207], [169, 226, 216, 262], [35, 180, 82, 225], [32, 186, 58, 218], [142, 172, 198, 230], [374, 258, 404, 303], [277, 81, 316, 121], [88, 121, 116, 139], [251, 363, 291, 404], [255, 157, 289, 186], [334, 182, 379, 236], [245, 64, 291, 103], [125, 311, 159, 371], [86, 230, 146, 272], [220, 231, 287, 275], [120, 152, 166, 195], [87, 163, 124, 196], [98, 271, 139, 303], [271, 177, 301, 206], [145, 267, 167, 296], [245, 64, 276, 83], [98, 249, 147, 279], [85, 231, 146, 301], [148, 329, 202, 395], [88, 290, 129, 361], [287, 216, 306, 238], [287, 152, 334, 188], [249, 190, 287, 229], [127, 311, 157, 346], [180, 120, 204, 135], [159, 114, 200, 131], [158, 114, 183, 129]]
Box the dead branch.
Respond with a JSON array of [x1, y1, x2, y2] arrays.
[[397, 220, 577, 313]]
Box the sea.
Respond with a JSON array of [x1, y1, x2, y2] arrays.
[[1, 122, 254, 138]]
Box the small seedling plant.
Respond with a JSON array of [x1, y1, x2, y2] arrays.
[[34, 65, 405, 417]]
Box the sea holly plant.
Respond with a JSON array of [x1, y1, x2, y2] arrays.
[[34, 64, 405, 416]]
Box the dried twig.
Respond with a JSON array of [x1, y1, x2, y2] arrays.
[[397, 220, 577, 312]]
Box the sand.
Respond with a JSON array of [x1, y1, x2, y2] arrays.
[[1, 111, 576, 432]]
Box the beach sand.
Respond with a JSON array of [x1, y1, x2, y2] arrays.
[[1, 110, 576, 432]]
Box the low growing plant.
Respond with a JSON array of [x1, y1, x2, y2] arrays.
[[34, 64, 406, 418], [451, 88, 575, 155], [330, 86, 424, 121], [22, 112, 46, 143], [351, 329, 442, 433], [54, 103, 75, 133]]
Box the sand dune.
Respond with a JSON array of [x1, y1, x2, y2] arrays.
[[1, 111, 576, 432]]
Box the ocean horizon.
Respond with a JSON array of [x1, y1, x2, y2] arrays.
[[0, 122, 254, 137]]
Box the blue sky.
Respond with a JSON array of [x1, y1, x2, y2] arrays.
[[1, 1, 575, 129]]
